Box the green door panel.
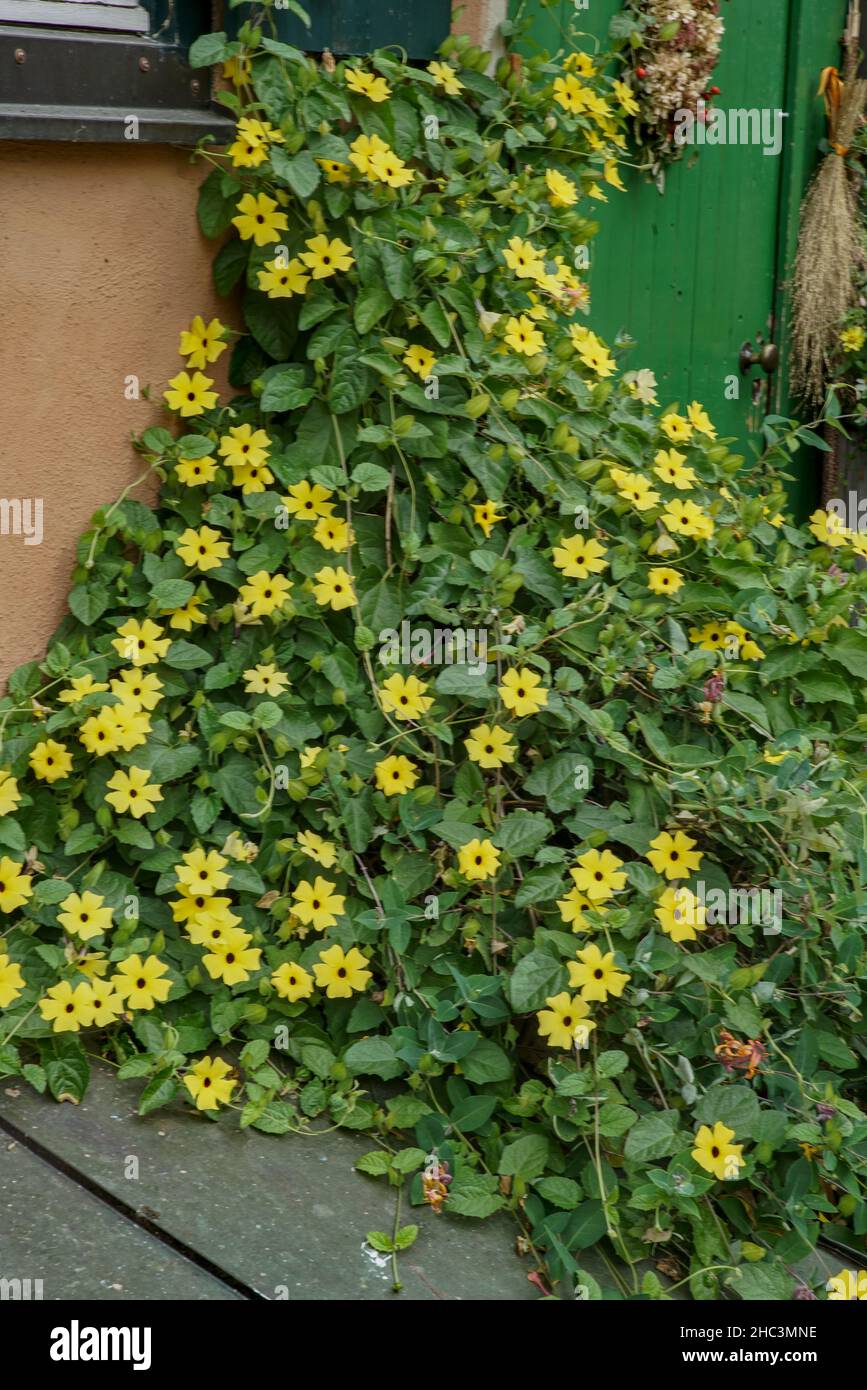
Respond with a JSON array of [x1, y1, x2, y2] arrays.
[[228, 0, 451, 60]]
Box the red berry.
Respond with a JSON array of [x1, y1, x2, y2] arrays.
[[710, 85, 720, 95], [636, 66, 647, 78]]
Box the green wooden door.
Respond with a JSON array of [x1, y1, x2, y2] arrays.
[[512, 0, 848, 515]]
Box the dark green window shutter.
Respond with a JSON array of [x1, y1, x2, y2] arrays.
[[230, 0, 452, 59]]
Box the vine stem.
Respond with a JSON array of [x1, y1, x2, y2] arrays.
[[390, 1182, 403, 1292]]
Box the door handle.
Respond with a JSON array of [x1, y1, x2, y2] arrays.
[[739, 340, 779, 375]]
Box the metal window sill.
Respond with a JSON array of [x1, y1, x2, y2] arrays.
[[0, 100, 234, 142]]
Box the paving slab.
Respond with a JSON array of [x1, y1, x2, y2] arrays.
[[0, 1064, 537, 1301], [0, 1138, 240, 1300]]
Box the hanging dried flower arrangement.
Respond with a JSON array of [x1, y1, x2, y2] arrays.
[[610, 0, 726, 187]]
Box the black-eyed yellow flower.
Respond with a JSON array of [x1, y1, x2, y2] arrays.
[[570, 324, 615, 377], [110, 669, 163, 711], [570, 847, 625, 903], [647, 567, 683, 596], [472, 500, 505, 539], [105, 767, 163, 819], [176, 455, 217, 487], [655, 886, 706, 943], [686, 400, 716, 438], [183, 1055, 237, 1111], [57, 675, 109, 704], [502, 235, 546, 280], [0, 769, 22, 817], [662, 497, 714, 539], [374, 754, 419, 797], [537, 992, 595, 1049], [227, 118, 268, 169], [88, 982, 125, 1027], [243, 663, 290, 697], [692, 1122, 744, 1181], [218, 423, 271, 471], [568, 943, 630, 1002], [238, 570, 293, 620], [556, 887, 598, 932], [78, 708, 122, 757], [504, 314, 545, 356], [553, 73, 593, 114], [458, 837, 501, 881], [292, 876, 345, 931], [464, 723, 516, 769], [0, 856, 32, 913], [283, 480, 335, 520], [257, 256, 311, 298], [164, 370, 218, 417], [232, 191, 288, 246], [612, 77, 639, 115], [271, 960, 315, 1003], [552, 532, 609, 581], [112, 618, 171, 667], [234, 460, 274, 498], [113, 705, 152, 752], [498, 667, 549, 718], [58, 890, 113, 942], [545, 167, 578, 207], [176, 524, 231, 573], [403, 344, 437, 377], [202, 927, 262, 986], [77, 952, 109, 981], [349, 131, 390, 176], [660, 411, 693, 443], [112, 953, 172, 1010], [297, 830, 337, 869], [345, 66, 391, 102], [300, 234, 355, 279], [163, 595, 207, 632], [808, 508, 850, 548], [222, 54, 252, 86], [368, 148, 415, 187], [427, 59, 464, 95], [312, 565, 355, 610], [379, 672, 433, 721], [313, 515, 352, 552], [565, 51, 595, 76], [647, 830, 703, 881], [313, 943, 372, 999], [39, 979, 94, 1033], [610, 467, 661, 511], [176, 847, 230, 898], [317, 157, 350, 184], [186, 907, 239, 948], [653, 448, 696, 490], [178, 314, 228, 370], [0, 953, 25, 1008], [29, 738, 73, 783]]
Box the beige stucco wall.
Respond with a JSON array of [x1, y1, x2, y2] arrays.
[[0, 141, 230, 689]]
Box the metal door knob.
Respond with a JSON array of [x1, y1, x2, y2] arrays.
[[739, 341, 779, 375]]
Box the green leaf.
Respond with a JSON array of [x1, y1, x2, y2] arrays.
[[535, 1176, 582, 1210], [695, 1084, 760, 1139], [270, 147, 321, 198], [356, 1150, 391, 1177], [151, 579, 195, 608], [43, 1037, 90, 1103], [138, 1071, 179, 1116], [508, 949, 565, 1013], [449, 1093, 498, 1133], [499, 1134, 549, 1179], [68, 584, 109, 626], [726, 1261, 795, 1301], [354, 286, 393, 336], [188, 31, 232, 67], [394, 1224, 419, 1250], [344, 1036, 403, 1080], [495, 810, 554, 858], [624, 1112, 681, 1162]]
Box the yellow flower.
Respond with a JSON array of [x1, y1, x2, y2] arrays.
[[763, 747, 789, 766], [691, 1122, 744, 1181], [78, 707, 122, 757], [570, 847, 625, 904], [163, 596, 206, 635], [186, 902, 241, 946], [314, 943, 372, 999], [292, 876, 345, 931], [0, 953, 25, 1009], [176, 524, 231, 573], [687, 401, 716, 437], [112, 618, 171, 667], [648, 567, 683, 596], [88, 982, 125, 1027], [202, 927, 261, 985], [58, 890, 113, 942], [662, 498, 714, 539], [164, 370, 218, 417], [29, 738, 73, 783], [840, 325, 866, 353], [655, 886, 707, 943], [39, 980, 94, 1033], [176, 455, 217, 487], [498, 667, 548, 718], [504, 314, 545, 356], [232, 460, 274, 495], [244, 664, 290, 697], [184, 1055, 237, 1111], [603, 159, 626, 191], [565, 52, 595, 76], [613, 78, 639, 115], [219, 423, 272, 470], [473, 500, 505, 538], [313, 515, 352, 552], [0, 769, 22, 818], [317, 158, 350, 184], [689, 620, 728, 652], [223, 54, 252, 86], [537, 992, 595, 1050], [57, 675, 109, 704], [464, 724, 516, 770], [647, 830, 703, 881], [176, 847, 230, 898], [368, 148, 415, 187], [653, 448, 696, 490], [228, 117, 269, 169], [345, 66, 391, 102], [300, 234, 355, 279], [552, 533, 609, 580], [110, 669, 163, 710], [239, 570, 293, 620], [458, 837, 501, 881], [553, 73, 593, 114], [0, 856, 32, 914], [313, 565, 356, 610], [427, 59, 465, 95], [808, 508, 849, 548], [271, 960, 315, 1003], [297, 830, 337, 869], [374, 755, 419, 796], [348, 131, 390, 176], [379, 672, 433, 721], [827, 1269, 867, 1300], [283, 480, 335, 520], [570, 324, 615, 377], [258, 256, 311, 298], [568, 943, 630, 1002], [545, 167, 578, 207], [403, 345, 437, 377], [112, 954, 172, 1010], [232, 191, 288, 246], [610, 468, 660, 511], [105, 767, 163, 819], [660, 411, 693, 443], [178, 314, 227, 370], [77, 952, 109, 981], [502, 236, 546, 280]]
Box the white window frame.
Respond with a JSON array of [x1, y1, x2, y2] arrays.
[[0, 0, 150, 32]]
